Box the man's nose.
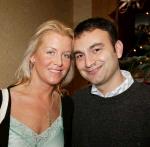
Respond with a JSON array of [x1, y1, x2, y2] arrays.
[[85, 54, 94, 67]]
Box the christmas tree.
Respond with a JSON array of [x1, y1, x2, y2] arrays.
[[116, 0, 150, 84]]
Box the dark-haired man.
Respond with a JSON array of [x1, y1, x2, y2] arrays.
[[72, 17, 150, 147]]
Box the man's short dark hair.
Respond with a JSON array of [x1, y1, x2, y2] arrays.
[[74, 17, 118, 46]]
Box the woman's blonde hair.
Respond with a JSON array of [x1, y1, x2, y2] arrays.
[[15, 20, 74, 87]]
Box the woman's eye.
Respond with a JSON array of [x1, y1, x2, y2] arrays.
[[47, 50, 55, 55], [64, 53, 71, 59]]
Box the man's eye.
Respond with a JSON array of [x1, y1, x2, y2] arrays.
[[93, 48, 101, 53], [92, 48, 102, 54], [75, 54, 83, 59]]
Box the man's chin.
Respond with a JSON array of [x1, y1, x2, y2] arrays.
[[87, 79, 101, 85]]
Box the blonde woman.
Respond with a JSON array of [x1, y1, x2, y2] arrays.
[[0, 20, 74, 147]]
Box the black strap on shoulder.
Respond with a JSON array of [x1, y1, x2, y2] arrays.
[[0, 88, 11, 146], [0, 90, 2, 108]]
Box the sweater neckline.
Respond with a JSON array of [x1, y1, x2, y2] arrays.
[[86, 81, 141, 104]]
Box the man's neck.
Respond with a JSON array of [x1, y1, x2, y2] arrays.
[[96, 70, 125, 96]]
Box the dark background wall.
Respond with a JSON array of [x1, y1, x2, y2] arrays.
[[0, 0, 73, 87]]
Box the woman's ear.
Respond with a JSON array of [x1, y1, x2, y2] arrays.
[[115, 40, 123, 59], [30, 55, 35, 64]]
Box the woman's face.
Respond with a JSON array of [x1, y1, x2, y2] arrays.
[[30, 31, 72, 87]]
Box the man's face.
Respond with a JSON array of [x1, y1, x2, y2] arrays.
[[74, 29, 123, 89]]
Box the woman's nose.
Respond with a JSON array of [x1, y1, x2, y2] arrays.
[[54, 54, 63, 66]]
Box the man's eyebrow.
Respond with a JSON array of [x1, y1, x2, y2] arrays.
[[73, 51, 83, 55], [89, 43, 104, 49], [73, 43, 104, 55]]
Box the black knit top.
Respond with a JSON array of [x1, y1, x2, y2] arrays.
[[72, 81, 150, 147]]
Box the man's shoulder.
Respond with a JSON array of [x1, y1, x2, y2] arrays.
[[72, 84, 92, 99], [133, 81, 150, 94], [130, 81, 150, 104], [75, 84, 91, 94], [61, 94, 74, 107]]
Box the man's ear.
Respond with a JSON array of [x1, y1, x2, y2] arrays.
[[115, 40, 123, 59]]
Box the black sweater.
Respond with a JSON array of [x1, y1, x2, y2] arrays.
[[72, 81, 150, 147]]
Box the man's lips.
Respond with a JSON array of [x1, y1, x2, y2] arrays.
[[86, 65, 102, 74]]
